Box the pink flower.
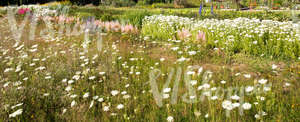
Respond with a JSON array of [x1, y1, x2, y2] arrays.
[[18, 8, 30, 15], [18, 9, 25, 15], [94, 20, 101, 26], [197, 31, 206, 41], [110, 22, 121, 31], [99, 21, 137, 34], [177, 28, 191, 40], [25, 8, 30, 12], [104, 22, 111, 32], [58, 16, 66, 23], [102, 22, 121, 32], [121, 25, 137, 34], [66, 17, 75, 23]]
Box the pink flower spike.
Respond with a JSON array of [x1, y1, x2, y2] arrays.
[[197, 31, 206, 41]]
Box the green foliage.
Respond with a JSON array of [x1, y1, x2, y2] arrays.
[[69, 0, 100, 6], [75, 11, 95, 19], [240, 0, 250, 7], [110, 0, 136, 7], [0, 10, 5, 17], [136, 0, 148, 6], [122, 10, 151, 28], [273, 0, 283, 5], [151, 3, 174, 8], [196, 9, 291, 21]]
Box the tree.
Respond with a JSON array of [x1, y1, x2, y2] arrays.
[[0, 0, 62, 6], [174, 0, 186, 6], [234, 0, 246, 10]]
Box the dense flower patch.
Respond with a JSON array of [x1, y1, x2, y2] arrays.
[[142, 15, 300, 59]]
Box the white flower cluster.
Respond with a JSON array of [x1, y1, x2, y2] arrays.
[[142, 15, 300, 59]]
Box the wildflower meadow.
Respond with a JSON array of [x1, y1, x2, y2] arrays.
[[0, 1, 299, 122]]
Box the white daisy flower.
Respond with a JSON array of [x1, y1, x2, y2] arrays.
[[167, 116, 174, 122], [211, 96, 218, 100], [111, 90, 119, 96], [123, 95, 131, 99], [190, 80, 197, 86], [188, 51, 196, 55], [99, 72, 105, 75], [71, 100, 76, 107], [83, 92, 89, 98], [98, 98, 104, 102], [93, 96, 99, 100], [231, 95, 240, 100], [244, 74, 251, 78], [89, 101, 94, 108], [89, 76, 96, 80], [103, 106, 110, 111], [272, 64, 278, 70], [62, 79, 67, 83], [68, 80, 74, 84], [245, 86, 254, 92], [258, 79, 268, 84], [202, 83, 210, 89], [205, 114, 209, 118], [163, 88, 171, 93], [242, 103, 252, 110], [222, 100, 234, 110], [220, 80, 226, 84], [263, 86, 271, 91], [65, 86, 72, 92], [9, 109, 23, 118], [70, 94, 77, 98], [116, 104, 124, 109], [232, 103, 240, 108], [163, 94, 169, 99]]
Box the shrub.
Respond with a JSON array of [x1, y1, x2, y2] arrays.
[[151, 3, 174, 8], [136, 0, 148, 6], [110, 0, 136, 7], [69, 0, 99, 6], [75, 11, 95, 19]]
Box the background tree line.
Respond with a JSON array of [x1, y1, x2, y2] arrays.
[[0, 0, 61, 6], [0, 0, 189, 7]]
